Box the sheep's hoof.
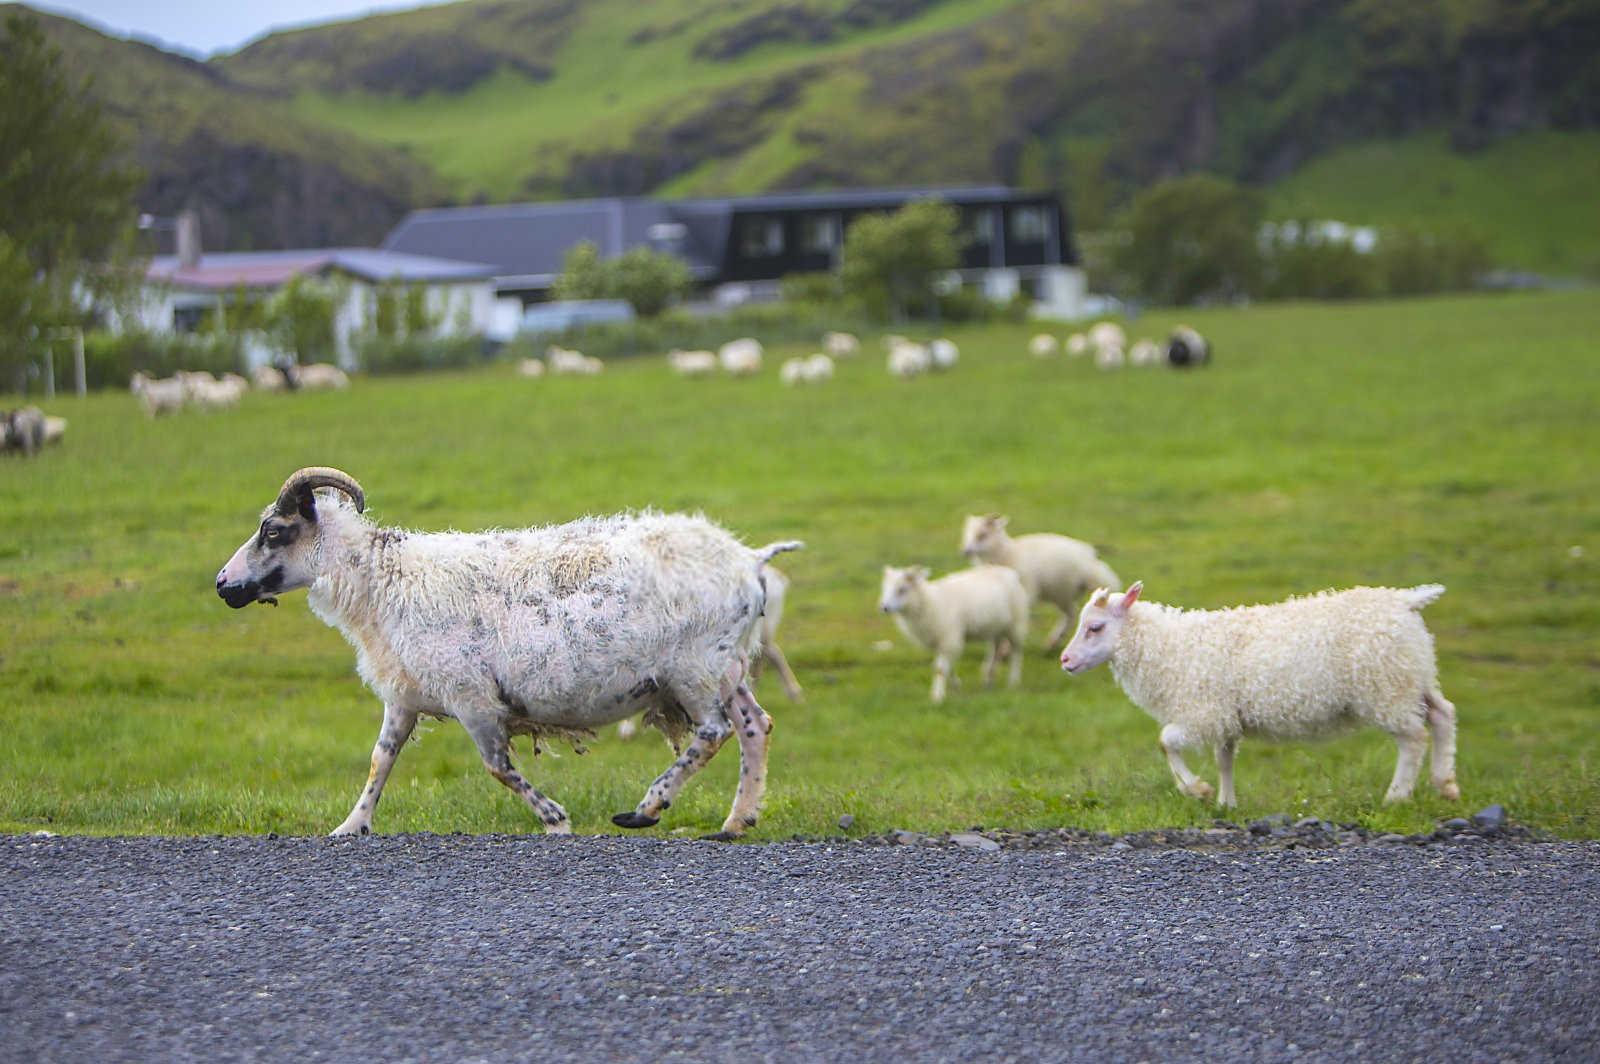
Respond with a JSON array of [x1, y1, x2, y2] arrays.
[[699, 831, 740, 842], [611, 811, 660, 829], [1436, 779, 1461, 801], [1186, 781, 1215, 801]]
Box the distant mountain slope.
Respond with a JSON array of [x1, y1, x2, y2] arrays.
[[16, 5, 448, 250], [14, 0, 1600, 269]]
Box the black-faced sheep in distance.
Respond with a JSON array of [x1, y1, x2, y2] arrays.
[[216, 467, 800, 839]]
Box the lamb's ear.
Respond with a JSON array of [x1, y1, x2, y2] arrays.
[[1089, 587, 1111, 608], [1117, 581, 1144, 612]]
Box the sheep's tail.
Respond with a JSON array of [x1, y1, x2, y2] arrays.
[[755, 540, 804, 567], [1402, 584, 1446, 610]]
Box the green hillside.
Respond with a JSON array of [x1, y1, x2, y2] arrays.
[[16, 0, 1600, 265]]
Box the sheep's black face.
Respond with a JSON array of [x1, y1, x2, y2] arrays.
[[216, 509, 318, 608]]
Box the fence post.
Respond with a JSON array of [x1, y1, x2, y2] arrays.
[[44, 347, 56, 399], [74, 328, 86, 396]]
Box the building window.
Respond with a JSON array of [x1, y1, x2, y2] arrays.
[[800, 214, 840, 255], [1008, 206, 1052, 243], [739, 218, 785, 258], [970, 210, 996, 244]]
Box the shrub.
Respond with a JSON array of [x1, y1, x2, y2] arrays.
[[1373, 226, 1491, 296], [356, 334, 485, 375], [838, 200, 961, 321], [68, 330, 242, 391], [1114, 175, 1263, 305], [551, 241, 691, 317], [1261, 223, 1379, 301]]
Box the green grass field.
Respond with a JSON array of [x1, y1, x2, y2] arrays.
[[3, 292, 1598, 839]]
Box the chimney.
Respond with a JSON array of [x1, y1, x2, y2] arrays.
[[176, 209, 202, 269]]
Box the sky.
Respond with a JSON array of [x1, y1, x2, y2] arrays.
[[32, 1, 441, 56]]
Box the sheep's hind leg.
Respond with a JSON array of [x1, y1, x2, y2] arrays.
[[1045, 609, 1073, 650], [980, 641, 999, 687], [705, 681, 773, 841], [1215, 738, 1239, 808], [614, 680, 732, 830], [1384, 727, 1429, 804], [331, 703, 418, 836], [763, 641, 805, 702], [1424, 690, 1460, 800], [1159, 723, 1214, 801], [463, 719, 571, 834]]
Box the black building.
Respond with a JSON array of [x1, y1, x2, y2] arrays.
[[383, 186, 1077, 306]]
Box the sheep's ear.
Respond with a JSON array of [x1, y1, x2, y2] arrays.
[[1118, 581, 1144, 612], [911, 566, 930, 581], [1090, 588, 1111, 608]]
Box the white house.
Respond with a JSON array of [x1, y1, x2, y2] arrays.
[[129, 244, 502, 370]]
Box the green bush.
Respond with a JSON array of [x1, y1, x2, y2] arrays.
[[1114, 175, 1263, 306], [779, 271, 843, 306], [550, 241, 691, 317], [1261, 224, 1379, 301], [356, 334, 485, 375], [66, 330, 242, 391], [839, 200, 961, 321], [1373, 226, 1491, 296], [520, 302, 877, 361]]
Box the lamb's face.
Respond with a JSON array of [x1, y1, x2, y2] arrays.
[[879, 566, 927, 614], [1060, 582, 1142, 674], [961, 514, 1005, 559], [216, 503, 322, 609]]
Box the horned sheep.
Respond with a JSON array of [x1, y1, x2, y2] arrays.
[[879, 564, 1028, 703], [961, 514, 1119, 648], [1059, 581, 1460, 807], [216, 467, 801, 838]]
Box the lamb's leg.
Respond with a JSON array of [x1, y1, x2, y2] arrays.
[[615, 679, 732, 829], [706, 682, 773, 840], [763, 641, 805, 702], [462, 718, 571, 834], [980, 641, 999, 687], [1424, 690, 1460, 800], [331, 703, 418, 836], [616, 717, 640, 741], [1159, 723, 1214, 801], [1006, 628, 1025, 688], [1045, 609, 1073, 650], [930, 649, 955, 703], [1384, 728, 1429, 804], [1215, 738, 1239, 808]]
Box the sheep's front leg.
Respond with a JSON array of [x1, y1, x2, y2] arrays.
[[930, 645, 959, 703], [705, 682, 773, 841], [1045, 610, 1074, 650], [1159, 723, 1214, 801], [614, 685, 732, 829], [980, 641, 999, 687], [1215, 738, 1239, 808], [331, 703, 418, 836], [763, 642, 805, 702], [462, 719, 571, 834]]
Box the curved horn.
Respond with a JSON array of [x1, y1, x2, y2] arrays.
[[275, 467, 365, 515]]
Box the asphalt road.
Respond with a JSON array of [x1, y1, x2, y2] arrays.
[[2, 833, 1597, 1062]]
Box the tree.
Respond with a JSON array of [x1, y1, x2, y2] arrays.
[[551, 240, 691, 317], [0, 12, 141, 387], [838, 200, 960, 321], [1114, 175, 1263, 305]]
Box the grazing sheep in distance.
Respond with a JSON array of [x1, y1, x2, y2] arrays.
[[1028, 334, 1059, 358], [718, 338, 764, 376], [1168, 325, 1211, 368], [2, 406, 61, 456], [545, 346, 594, 376], [1066, 333, 1090, 357], [928, 338, 959, 370], [823, 332, 860, 358], [517, 357, 546, 378], [668, 349, 718, 377], [961, 513, 1120, 649], [190, 375, 247, 411], [294, 363, 351, 390], [1060, 581, 1460, 807], [781, 353, 836, 386], [887, 340, 931, 378], [130, 372, 186, 416], [1129, 339, 1163, 367], [215, 466, 803, 838], [1094, 343, 1126, 370], [1088, 321, 1126, 351], [252, 365, 288, 392], [880, 564, 1028, 703]]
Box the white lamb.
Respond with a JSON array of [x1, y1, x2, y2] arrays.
[[718, 338, 764, 376], [928, 338, 959, 370], [823, 332, 860, 358], [880, 565, 1028, 703], [1065, 333, 1090, 357], [887, 341, 930, 378], [1129, 339, 1163, 367], [961, 513, 1119, 648], [1060, 581, 1461, 807], [1028, 334, 1059, 358], [668, 349, 717, 377], [1088, 321, 1126, 351], [130, 373, 186, 416]]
